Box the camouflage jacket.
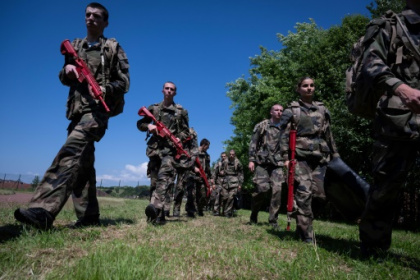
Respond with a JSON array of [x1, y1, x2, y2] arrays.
[[361, 8, 420, 140], [248, 119, 282, 166], [137, 101, 190, 158], [212, 160, 225, 186], [59, 36, 130, 120], [280, 100, 339, 164], [221, 158, 244, 187], [195, 149, 212, 183]]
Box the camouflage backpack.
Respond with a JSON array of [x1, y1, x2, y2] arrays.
[[345, 10, 420, 119]]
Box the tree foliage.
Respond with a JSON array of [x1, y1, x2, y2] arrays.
[[224, 0, 406, 188], [367, 0, 405, 18], [31, 176, 40, 190]]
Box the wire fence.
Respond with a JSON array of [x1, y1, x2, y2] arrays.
[[0, 173, 143, 188], [0, 173, 36, 187]]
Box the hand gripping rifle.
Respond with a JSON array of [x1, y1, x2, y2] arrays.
[[286, 121, 297, 231], [138, 106, 211, 197], [60, 39, 110, 113]]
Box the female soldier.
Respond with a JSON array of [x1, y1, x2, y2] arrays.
[[280, 77, 339, 243]]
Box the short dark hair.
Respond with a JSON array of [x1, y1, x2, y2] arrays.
[[86, 2, 109, 22], [163, 81, 177, 91], [200, 138, 210, 147]]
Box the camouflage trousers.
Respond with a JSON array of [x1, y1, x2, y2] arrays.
[[194, 179, 208, 214], [221, 183, 239, 217], [293, 159, 326, 241], [212, 184, 223, 214], [151, 155, 177, 210], [148, 157, 171, 212], [207, 185, 218, 211], [29, 112, 107, 219], [251, 165, 284, 224], [173, 169, 195, 215], [360, 139, 417, 251]]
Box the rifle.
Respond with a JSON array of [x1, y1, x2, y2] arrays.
[[286, 121, 297, 231], [195, 157, 211, 197], [60, 39, 110, 113], [138, 106, 211, 197]]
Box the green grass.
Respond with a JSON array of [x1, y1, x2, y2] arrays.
[[0, 196, 419, 279]]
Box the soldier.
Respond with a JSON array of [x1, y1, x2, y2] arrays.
[[248, 104, 285, 229], [137, 81, 190, 225], [14, 2, 130, 230], [172, 127, 198, 217], [211, 152, 227, 216], [220, 149, 244, 217], [193, 138, 212, 216], [357, 0, 420, 257], [280, 77, 339, 243]]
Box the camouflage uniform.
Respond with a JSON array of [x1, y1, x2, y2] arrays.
[[194, 149, 212, 216], [280, 100, 339, 241], [211, 159, 225, 215], [173, 129, 198, 217], [28, 37, 130, 222], [358, 8, 420, 253], [137, 102, 190, 214], [221, 158, 244, 217], [249, 119, 284, 225]]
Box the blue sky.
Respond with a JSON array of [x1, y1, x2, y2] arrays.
[[0, 0, 371, 186]]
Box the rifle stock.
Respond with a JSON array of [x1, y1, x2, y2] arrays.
[[60, 39, 110, 113], [138, 106, 211, 196], [286, 125, 297, 231]]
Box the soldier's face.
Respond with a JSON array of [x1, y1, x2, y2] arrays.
[[162, 83, 177, 98], [297, 79, 315, 101], [202, 144, 210, 152], [229, 151, 235, 161], [85, 7, 108, 34], [271, 105, 283, 120], [221, 154, 227, 160]]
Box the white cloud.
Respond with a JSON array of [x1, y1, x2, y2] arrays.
[[97, 162, 150, 187]]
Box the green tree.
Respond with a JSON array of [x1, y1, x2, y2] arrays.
[[31, 176, 40, 190], [225, 14, 371, 188], [367, 0, 405, 18]]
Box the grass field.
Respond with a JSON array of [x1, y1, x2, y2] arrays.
[[0, 195, 419, 279]]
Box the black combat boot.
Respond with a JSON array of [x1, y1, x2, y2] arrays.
[[14, 207, 54, 230], [249, 211, 258, 224], [145, 204, 158, 223], [73, 214, 101, 228], [155, 209, 166, 225]]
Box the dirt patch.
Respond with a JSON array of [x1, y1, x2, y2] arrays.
[[0, 193, 32, 205]]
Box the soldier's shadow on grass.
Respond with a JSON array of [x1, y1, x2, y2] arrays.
[[315, 234, 420, 272], [0, 224, 23, 243], [99, 218, 135, 226]]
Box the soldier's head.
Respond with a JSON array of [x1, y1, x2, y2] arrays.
[[85, 3, 109, 34], [270, 104, 283, 121], [228, 149, 236, 161], [200, 138, 210, 151], [221, 152, 227, 161], [162, 81, 177, 98], [296, 76, 315, 103]]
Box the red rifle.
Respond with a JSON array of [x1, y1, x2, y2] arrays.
[[138, 106, 211, 197], [286, 122, 297, 231], [60, 39, 110, 113], [195, 157, 212, 197]]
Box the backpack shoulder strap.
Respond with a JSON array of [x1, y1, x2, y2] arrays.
[[290, 101, 300, 127], [390, 11, 420, 63], [104, 38, 118, 59]]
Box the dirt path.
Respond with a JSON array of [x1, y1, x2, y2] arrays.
[[0, 193, 32, 204]]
